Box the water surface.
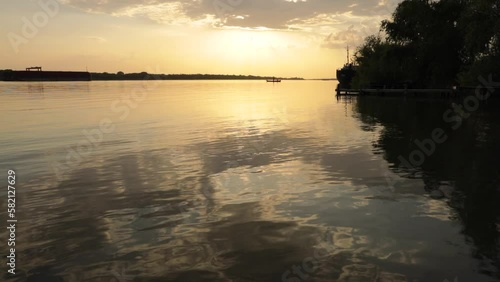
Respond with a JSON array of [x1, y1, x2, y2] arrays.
[[0, 81, 499, 281]]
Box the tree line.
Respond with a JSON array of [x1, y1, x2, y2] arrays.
[[0, 70, 304, 81], [90, 72, 304, 81], [353, 0, 500, 88]]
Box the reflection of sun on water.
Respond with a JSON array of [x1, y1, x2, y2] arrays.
[[214, 98, 292, 134], [226, 101, 272, 121]]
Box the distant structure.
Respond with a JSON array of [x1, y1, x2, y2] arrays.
[[266, 76, 281, 83], [1, 66, 91, 81], [25, 66, 42, 71]]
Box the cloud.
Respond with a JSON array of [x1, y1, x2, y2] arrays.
[[85, 36, 107, 42], [60, 0, 400, 28], [113, 2, 192, 24], [322, 27, 364, 49], [60, 0, 401, 48], [320, 13, 386, 49], [59, 0, 169, 14]]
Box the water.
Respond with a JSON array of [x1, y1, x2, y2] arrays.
[[0, 81, 499, 281]]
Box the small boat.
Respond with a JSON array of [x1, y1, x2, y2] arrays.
[[266, 77, 281, 83]]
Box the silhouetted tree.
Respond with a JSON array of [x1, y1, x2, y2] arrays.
[[354, 0, 499, 87]]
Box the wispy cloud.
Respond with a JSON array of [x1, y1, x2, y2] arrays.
[[60, 0, 399, 28], [85, 36, 107, 42], [60, 0, 401, 49]]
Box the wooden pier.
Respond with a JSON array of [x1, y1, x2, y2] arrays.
[[336, 86, 498, 98]]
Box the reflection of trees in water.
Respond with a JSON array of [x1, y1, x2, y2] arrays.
[[19, 103, 500, 280], [27, 83, 45, 94], [354, 96, 500, 278]]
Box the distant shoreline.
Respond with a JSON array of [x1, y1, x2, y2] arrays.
[[89, 72, 305, 81], [0, 70, 306, 81]]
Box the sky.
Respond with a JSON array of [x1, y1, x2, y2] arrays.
[[1, 0, 401, 79]]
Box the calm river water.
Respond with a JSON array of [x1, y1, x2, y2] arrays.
[[0, 81, 499, 281]]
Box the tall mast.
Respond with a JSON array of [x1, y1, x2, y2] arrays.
[[347, 45, 350, 64]]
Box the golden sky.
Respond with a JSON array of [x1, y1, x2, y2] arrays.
[[1, 0, 400, 78]]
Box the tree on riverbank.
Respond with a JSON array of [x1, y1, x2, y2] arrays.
[[353, 0, 500, 88]]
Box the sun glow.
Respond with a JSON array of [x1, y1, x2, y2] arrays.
[[205, 29, 292, 58], [188, 28, 315, 76], [0, 0, 375, 78]]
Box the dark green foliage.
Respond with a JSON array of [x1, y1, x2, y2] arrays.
[[0, 69, 14, 81], [354, 0, 500, 88], [353, 36, 418, 88]]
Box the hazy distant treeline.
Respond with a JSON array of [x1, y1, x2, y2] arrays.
[[353, 0, 500, 88], [90, 72, 304, 81], [0, 70, 304, 81]]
